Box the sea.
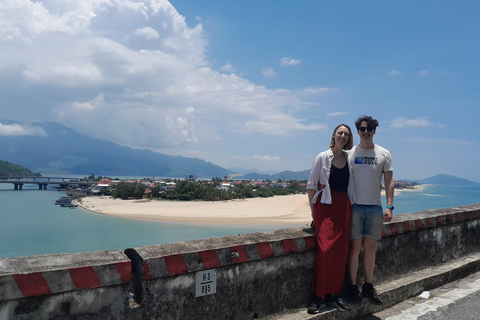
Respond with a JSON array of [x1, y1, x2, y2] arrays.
[[1, 181, 479, 259]]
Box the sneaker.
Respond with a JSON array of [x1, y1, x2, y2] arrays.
[[307, 297, 326, 314], [326, 295, 352, 312], [361, 283, 382, 305], [348, 285, 363, 304]]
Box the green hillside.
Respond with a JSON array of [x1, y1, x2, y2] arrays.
[[0, 160, 37, 177]]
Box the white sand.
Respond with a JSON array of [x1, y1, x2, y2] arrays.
[[75, 184, 425, 225], [74, 194, 312, 225]]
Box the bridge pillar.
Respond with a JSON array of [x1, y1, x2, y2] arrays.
[[38, 183, 48, 190], [14, 183, 24, 190]]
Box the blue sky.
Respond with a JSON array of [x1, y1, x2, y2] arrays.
[[0, 1, 479, 182]]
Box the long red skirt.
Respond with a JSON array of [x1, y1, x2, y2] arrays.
[[311, 190, 351, 297]]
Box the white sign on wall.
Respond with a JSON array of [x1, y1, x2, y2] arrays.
[[195, 269, 217, 297]]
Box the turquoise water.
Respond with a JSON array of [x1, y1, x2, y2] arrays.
[[0, 184, 288, 258], [1, 183, 479, 258]]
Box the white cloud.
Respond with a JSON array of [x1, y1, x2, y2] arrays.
[[0, 123, 47, 137], [262, 68, 277, 77], [418, 70, 428, 77], [388, 70, 400, 76], [252, 154, 280, 162], [390, 117, 434, 128], [220, 63, 234, 72], [327, 111, 347, 116], [280, 57, 301, 67], [134, 27, 160, 40], [0, 1, 336, 152]]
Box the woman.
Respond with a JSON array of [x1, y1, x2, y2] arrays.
[[306, 124, 356, 314]]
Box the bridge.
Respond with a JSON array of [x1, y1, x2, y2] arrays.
[[0, 176, 97, 190]]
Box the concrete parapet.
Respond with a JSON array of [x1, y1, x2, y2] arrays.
[[0, 250, 131, 320], [0, 203, 478, 319]]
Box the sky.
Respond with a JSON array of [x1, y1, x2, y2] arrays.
[[0, 0, 479, 182]]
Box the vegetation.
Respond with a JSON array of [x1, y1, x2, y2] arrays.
[[111, 181, 147, 199], [110, 179, 307, 201], [0, 160, 39, 178]]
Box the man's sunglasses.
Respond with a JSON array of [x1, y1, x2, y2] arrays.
[[358, 126, 374, 132]]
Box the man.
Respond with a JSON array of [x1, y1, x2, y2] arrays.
[[347, 115, 394, 305]]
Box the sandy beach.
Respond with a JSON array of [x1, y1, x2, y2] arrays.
[[75, 185, 426, 225], [75, 194, 313, 225]]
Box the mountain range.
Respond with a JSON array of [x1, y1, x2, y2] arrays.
[[0, 120, 478, 185], [0, 120, 233, 179]]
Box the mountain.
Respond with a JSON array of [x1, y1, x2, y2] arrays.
[[228, 167, 278, 175], [0, 160, 37, 177], [0, 121, 234, 178], [417, 174, 480, 186], [241, 170, 310, 181]]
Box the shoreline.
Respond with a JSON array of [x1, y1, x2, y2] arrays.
[[74, 185, 427, 225], [74, 194, 312, 226]]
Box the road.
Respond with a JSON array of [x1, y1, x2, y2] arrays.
[[362, 270, 480, 320]]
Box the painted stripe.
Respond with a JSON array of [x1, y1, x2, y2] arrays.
[[143, 261, 152, 280], [304, 236, 316, 250], [390, 223, 399, 235], [114, 262, 132, 283], [425, 218, 433, 228], [256, 242, 274, 259], [12, 272, 51, 297], [381, 227, 387, 237], [281, 239, 298, 254], [229, 245, 248, 263], [164, 254, 188, 276], [199, 250, 220, 269], [415, 219, 423, 229], [68, 266, 101, 290]]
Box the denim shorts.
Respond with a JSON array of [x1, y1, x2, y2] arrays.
[[350, 204, 384, 240]]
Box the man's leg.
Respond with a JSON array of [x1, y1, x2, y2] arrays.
[[348, 238, 362, 285], [360, 205, 384, 305], [363, 238, 377, 283], [347, 238, 363, 303]]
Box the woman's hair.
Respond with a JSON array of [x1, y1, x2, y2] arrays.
[[329, 124, 353, 150]]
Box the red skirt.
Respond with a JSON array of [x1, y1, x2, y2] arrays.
[[311, 190, 351, 297]]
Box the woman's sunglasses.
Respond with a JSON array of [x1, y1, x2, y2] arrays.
[[358, 126, 374, 132]]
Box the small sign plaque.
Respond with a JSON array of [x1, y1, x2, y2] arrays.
[[195, 269, 217, 297]]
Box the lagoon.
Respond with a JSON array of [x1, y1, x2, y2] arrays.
[[0, 183, 479, 259]]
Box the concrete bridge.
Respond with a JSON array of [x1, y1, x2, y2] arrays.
[[0, 203, 479, 319], [0, 176, 96, 190]]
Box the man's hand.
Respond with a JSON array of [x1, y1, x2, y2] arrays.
[[383, 209, 393, 222]]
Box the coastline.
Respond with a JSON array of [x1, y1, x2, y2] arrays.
[[75, 184, 427, 225], [74, 194, 312, 225]]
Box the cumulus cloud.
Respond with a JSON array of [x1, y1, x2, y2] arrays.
[[390, 117, 434, 128], [134, 27, 160, 40], [0, 0, 334, 151], [220, 63, 234, 72], [262, 68, 277, 77], [0, 123, 47, 137], [280, 57, 301, 67]]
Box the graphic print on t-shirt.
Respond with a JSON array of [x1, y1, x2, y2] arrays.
[[355, 156, 378, 165]]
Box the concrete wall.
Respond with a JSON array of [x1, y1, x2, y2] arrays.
[[0, 204, 479, 320]]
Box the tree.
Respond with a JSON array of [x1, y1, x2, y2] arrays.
[[112, 182, 146, 199]]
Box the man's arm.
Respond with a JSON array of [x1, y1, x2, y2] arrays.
[[384, 171, 394, 222]]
